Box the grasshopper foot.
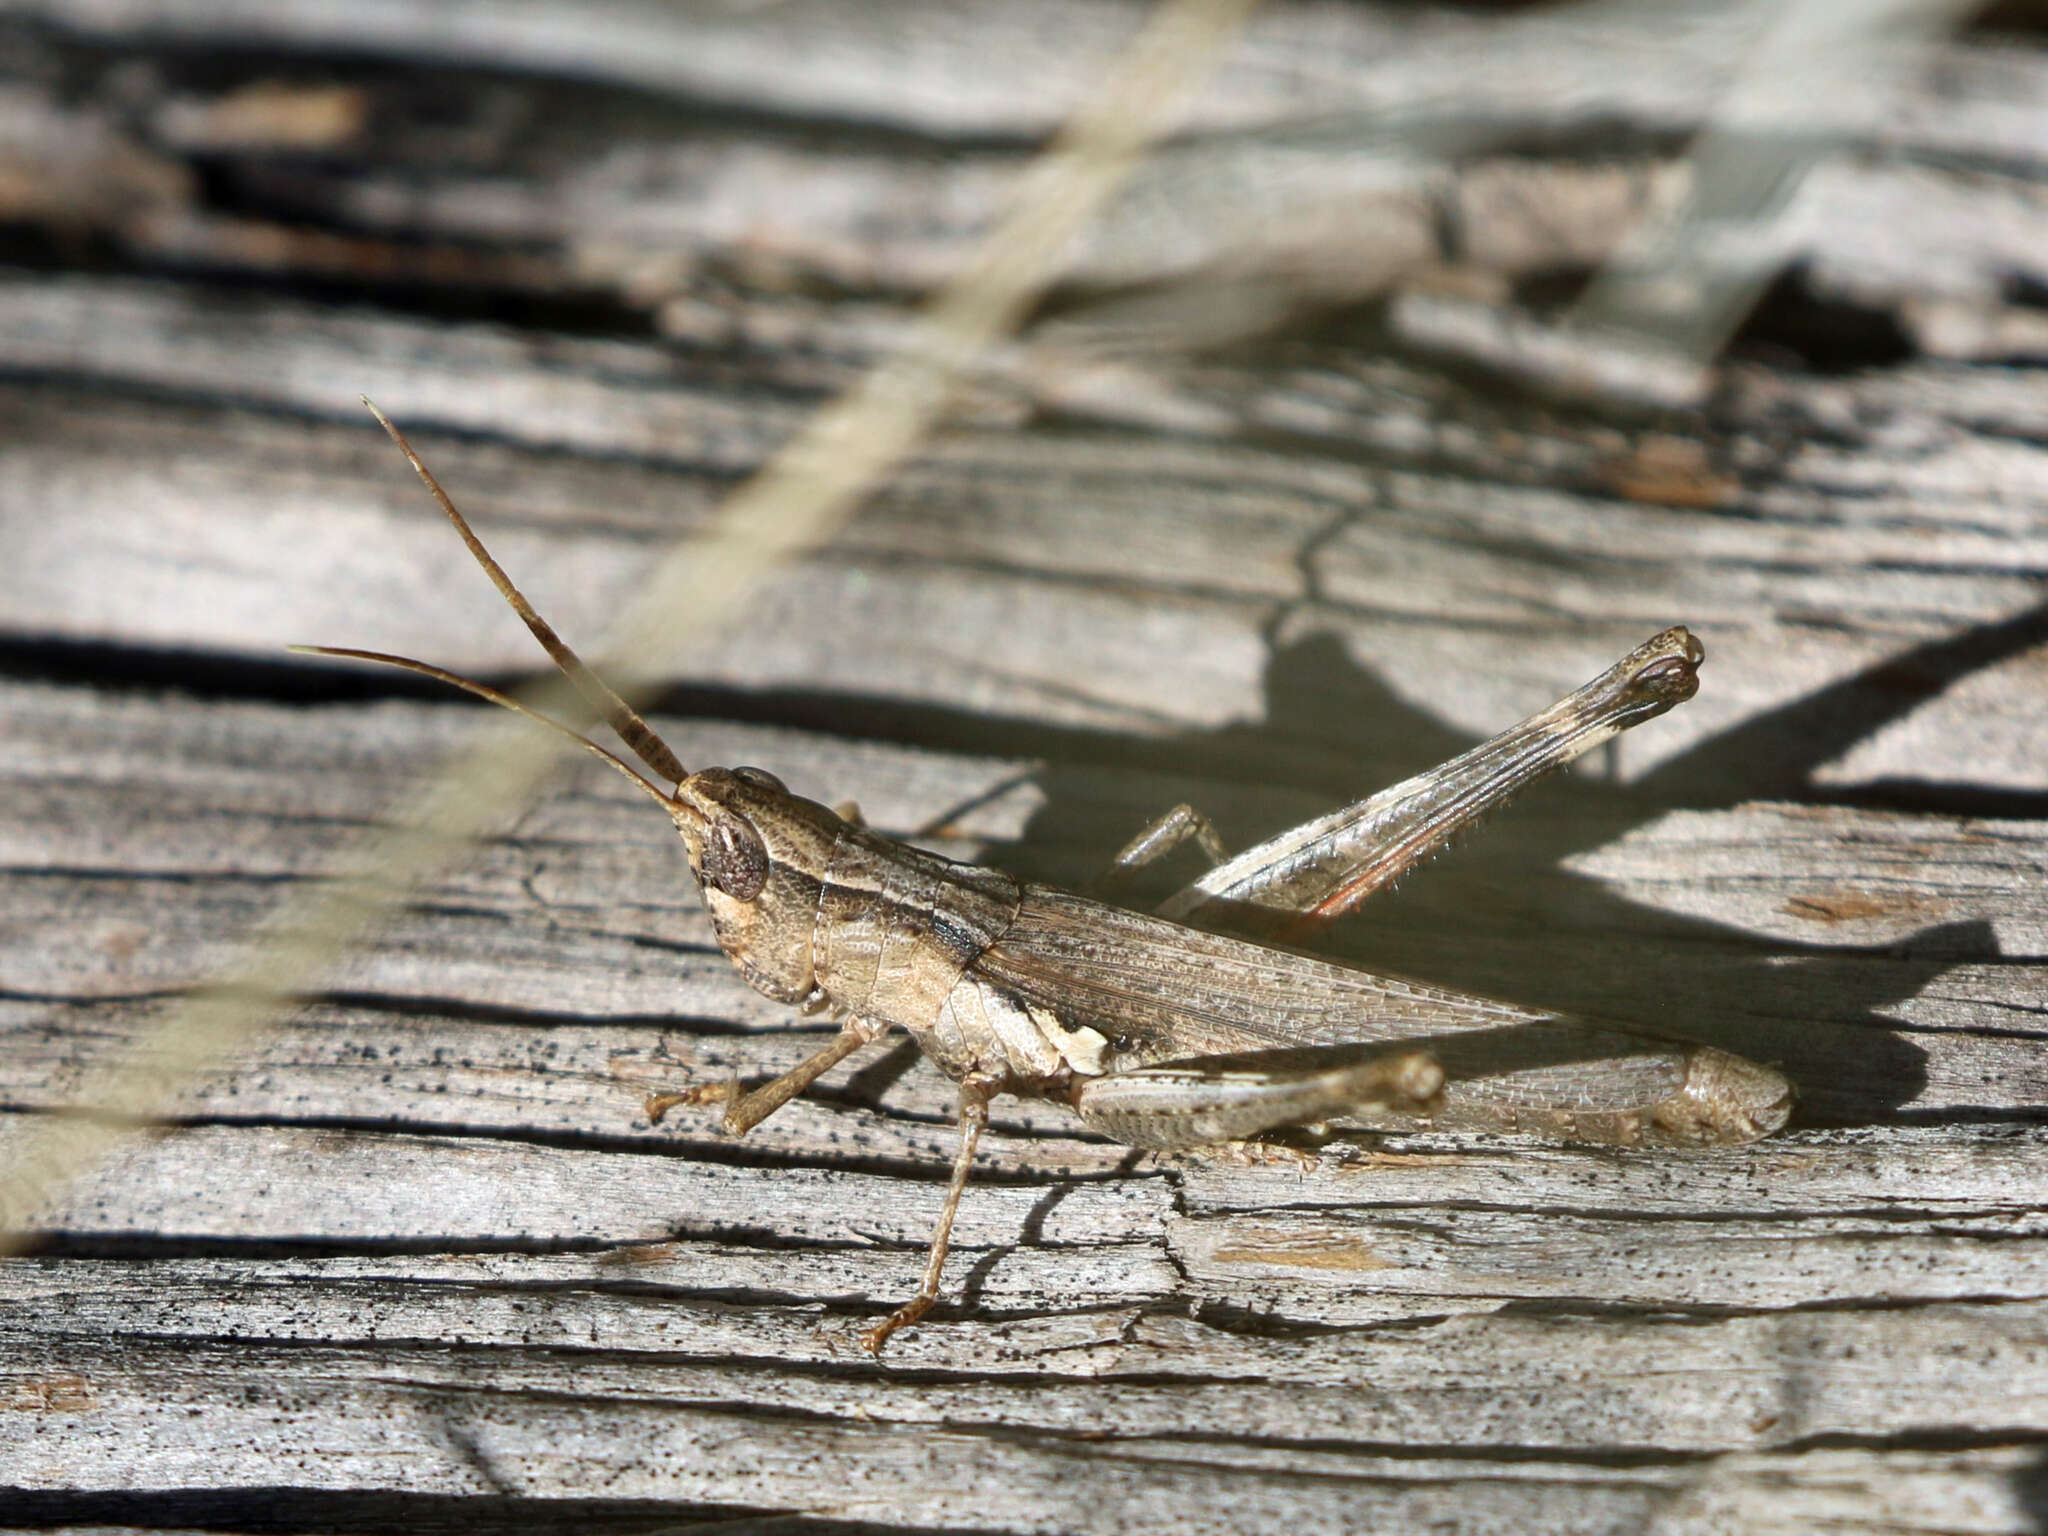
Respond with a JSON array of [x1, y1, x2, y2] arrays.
[[862, 1294, 935, 1354], [644, 1079, 740, 1126], [1190, 1138, 1324, 1173]]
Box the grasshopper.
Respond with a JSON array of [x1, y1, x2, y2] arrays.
[[303, 409, 1793, 1350]]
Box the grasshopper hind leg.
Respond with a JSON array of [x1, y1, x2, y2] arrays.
[[1071, 1046, 1444, 1152], [1157, 628, 1706, 932]]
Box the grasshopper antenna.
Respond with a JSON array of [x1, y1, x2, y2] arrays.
[[360, 397, 688, 788], [289, 645, 685, 816]]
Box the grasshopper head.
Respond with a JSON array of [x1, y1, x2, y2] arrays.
[[670, 766, 846, 1008], [312, 406, 854, 1014]]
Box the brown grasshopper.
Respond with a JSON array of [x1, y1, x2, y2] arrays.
[[302, 409, 1793, 1350]]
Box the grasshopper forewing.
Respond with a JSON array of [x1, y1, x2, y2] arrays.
[[301, 407, 1793, 1351]]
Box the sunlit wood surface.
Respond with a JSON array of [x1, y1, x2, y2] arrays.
[[5, 4, 2048, 1532]]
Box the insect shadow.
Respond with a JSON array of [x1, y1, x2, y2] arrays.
[[989, 596, 2048, 1133]]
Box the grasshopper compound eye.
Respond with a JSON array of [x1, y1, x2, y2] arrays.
[[702, 813, 770, 900]]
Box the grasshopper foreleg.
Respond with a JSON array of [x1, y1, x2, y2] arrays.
[[862, 1081, 994, 1353], [1072, 1046, 1444, 1151], [647, 1022, 873, 1136]]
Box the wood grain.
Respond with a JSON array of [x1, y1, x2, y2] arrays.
[[3, 3, 2048, 1532]]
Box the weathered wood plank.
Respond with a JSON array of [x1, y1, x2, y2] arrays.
[[10, 1122, 1163, 1255], [5, 288, 2047, 776], [5, 2, 2048, 1531], [8, 0, 2048, 338], [6, 1256, 2047, 1452], [6, 643, 2045, 1526], [10, 1299, 2048, 1468], [4, 1297, 2045, 1532], [5, 677, 2044, 1120]]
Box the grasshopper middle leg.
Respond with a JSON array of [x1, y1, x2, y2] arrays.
[[1095, 802, 1229, 894], [862, 1081, 994, 1352]]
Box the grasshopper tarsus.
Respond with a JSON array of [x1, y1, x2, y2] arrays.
[[317, 409, 1794, 1344], [861, 1297, 935, 1354], [644, 1082, 733, 1127], [643, 1091, 691, 1126], [1186, 1138, 1325, 1174]]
